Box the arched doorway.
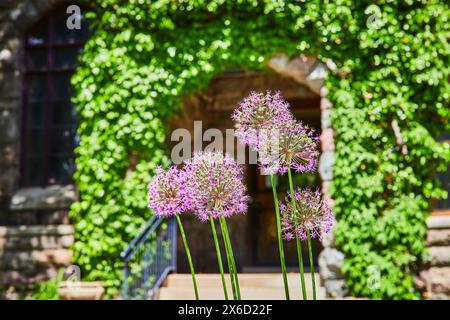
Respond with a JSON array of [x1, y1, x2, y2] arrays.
[[169, 68, 324, 272]]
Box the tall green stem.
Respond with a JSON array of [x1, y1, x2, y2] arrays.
[[219, 216, 241, 300], [270, 174, 290, 300], [296, 236, 307, 300], [287, 168, 307, 300], [209, 214, 229, 300], [307, 229, 317, 300], [218, 217, 237, 299], [175, 213, 199, 300]]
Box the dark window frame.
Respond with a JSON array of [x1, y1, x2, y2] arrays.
[[19, 5, 87, 187], [434, 136, 450, 212]]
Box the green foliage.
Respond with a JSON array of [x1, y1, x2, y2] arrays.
[[72, 0, 450, 298], [24, 271, 64, 300]]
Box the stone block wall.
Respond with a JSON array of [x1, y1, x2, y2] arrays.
[[0, 225, 73, 285], [0, 186, 76, 288], [318, 192, 450, 299], [416, 216, 450, 299]]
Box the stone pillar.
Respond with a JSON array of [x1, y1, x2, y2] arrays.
[[268, 54, 347, 297], [0, 1, 25, 225], [317, 86, 348, 298]]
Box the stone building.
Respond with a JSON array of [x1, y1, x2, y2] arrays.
[[0, 1, 449, 298], [0, 0, 85, 288]]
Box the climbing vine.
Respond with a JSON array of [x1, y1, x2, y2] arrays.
[[71, 0, 450, 298]]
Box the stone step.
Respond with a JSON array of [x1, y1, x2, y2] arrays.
[[429, 246, 450, 267], [158, 273, 325, 300], [157, 286, 325, 300], [426, 229, 450, 246], [164, 273, 318, 288], [417, 267, 450, 299], [427, 216, 450, 229]]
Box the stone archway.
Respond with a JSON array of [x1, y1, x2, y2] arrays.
[[267, 54, 343, 298], [168, 53, 341, 298]]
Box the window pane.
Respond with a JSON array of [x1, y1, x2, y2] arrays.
[[26, 48, 47, 70], [28, 74, 46, 100], [53, 11, 89, 44], [26, 21, 47, 46], [51, 73, 73, 100], [26, 128, 43, 156], [24, 156, 44, 185], [27, 101, 44, 127], [436, 133, 450, 209], [48, 156, 75, 184], [51, 127, 76, 154], [436, 169, 450, 209], [54, 12, 77, 44], [53, 100, 77, 125], [54, 47, 82, 69], [77, 17, 90, 42]]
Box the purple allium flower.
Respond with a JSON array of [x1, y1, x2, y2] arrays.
[[279, 188, 334, 241], [258, 122, 319, 175], [184, 151, 249, 221], [231, 91, 295, 147], [147, 166, 192, 217]]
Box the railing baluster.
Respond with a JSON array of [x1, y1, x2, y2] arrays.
[[123, 261, 129, 300], [121, 216, 177, 300]]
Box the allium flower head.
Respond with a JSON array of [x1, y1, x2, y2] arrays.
[[148, 166, 192, 217], [184, 151, 249, 221], [258, 122, 319, 175], [232, 91, 295, 147], [279, 188, 334, 241]]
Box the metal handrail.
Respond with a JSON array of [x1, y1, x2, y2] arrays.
[[121, 215, 159, 262], [121, 215, 177, 300]]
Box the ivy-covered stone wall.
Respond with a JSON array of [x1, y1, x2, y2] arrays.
[[0, 1, 449, 300], [71, 1, 449, 299]]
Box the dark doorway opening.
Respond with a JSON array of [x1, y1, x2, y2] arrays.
[[172, 72, 323, 273], [246, 97, 322, 269]]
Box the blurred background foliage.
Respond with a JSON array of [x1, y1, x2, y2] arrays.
[[71, 0, 450, 298]]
